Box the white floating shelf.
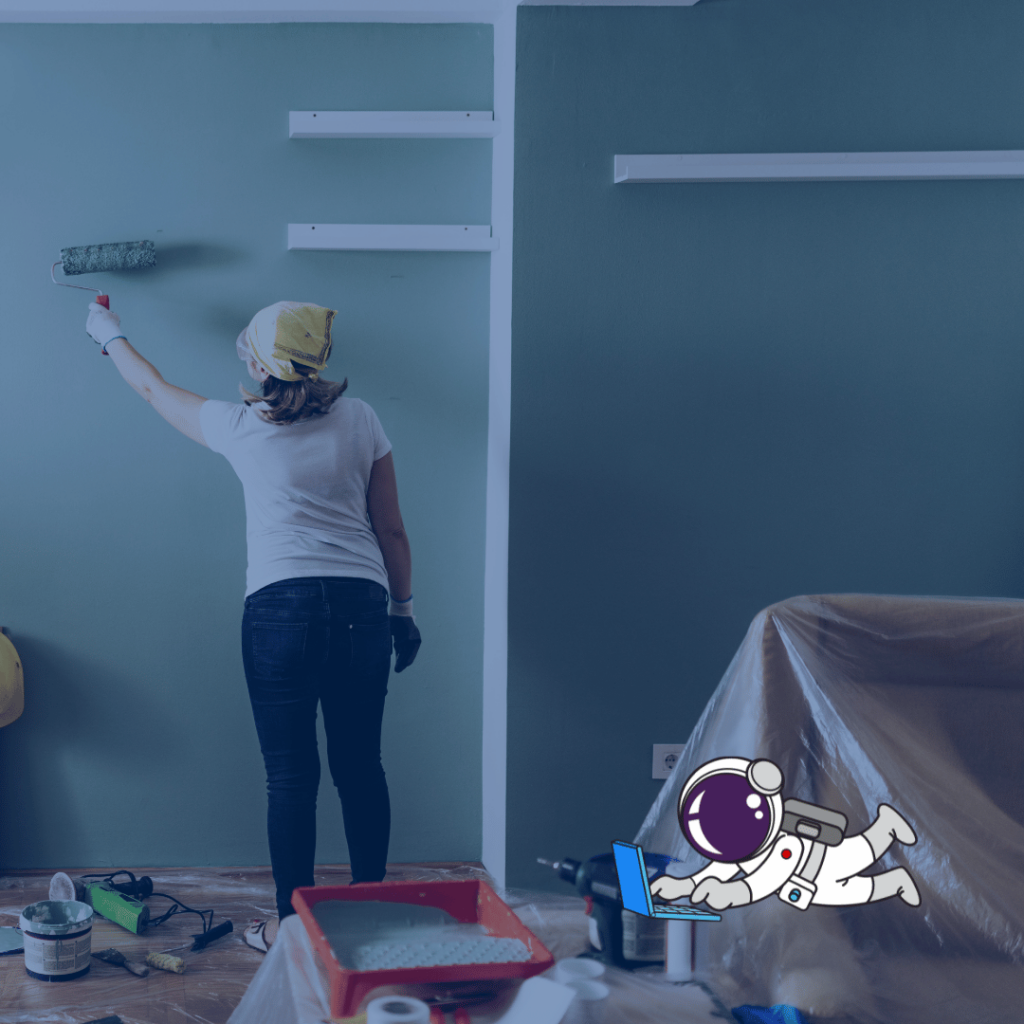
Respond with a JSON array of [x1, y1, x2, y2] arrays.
[[290, 111, 498, 139], [288, 223, 498, 252], [614, 151, 1024, 183]]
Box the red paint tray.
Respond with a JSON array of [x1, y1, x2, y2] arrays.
[[292, 880, 555, 1019]]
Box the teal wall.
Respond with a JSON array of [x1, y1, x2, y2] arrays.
[[508, 1, 1024, 890], [0, 23, 492, 869]]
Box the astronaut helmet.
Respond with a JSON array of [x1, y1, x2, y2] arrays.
[[676, 756, 785, 862]]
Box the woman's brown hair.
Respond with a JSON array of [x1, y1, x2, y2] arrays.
[[239, 365, 348, 425]]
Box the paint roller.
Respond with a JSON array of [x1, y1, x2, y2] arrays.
[[50, 239, 156, 311]]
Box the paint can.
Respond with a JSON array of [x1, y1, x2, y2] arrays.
[[18, 900, 93, 981]]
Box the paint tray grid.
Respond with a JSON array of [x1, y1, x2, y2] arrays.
[[311, 899, 532, 971], [350, 935, 531, 970]]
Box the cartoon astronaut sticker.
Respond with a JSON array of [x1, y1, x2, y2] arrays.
[[649, 757, 921, 912]]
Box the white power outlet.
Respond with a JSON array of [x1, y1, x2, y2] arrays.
[[652, 744, 685, 780]]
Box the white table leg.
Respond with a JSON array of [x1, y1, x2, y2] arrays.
[[664, 919, 693, 981]]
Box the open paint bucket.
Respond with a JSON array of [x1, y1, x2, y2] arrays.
[[18, 900, 93, 981]]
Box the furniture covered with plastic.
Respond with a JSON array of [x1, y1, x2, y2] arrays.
[[636, 594, 1024, 1023]]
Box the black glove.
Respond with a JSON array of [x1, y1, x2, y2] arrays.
[[390, 616, 421, 673]]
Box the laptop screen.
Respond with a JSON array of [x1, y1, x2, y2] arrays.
[[612, 841, 659, 915], [612, 841, 722, 921]]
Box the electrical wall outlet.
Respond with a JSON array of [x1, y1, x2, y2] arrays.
[[652, 744, 685, 780]]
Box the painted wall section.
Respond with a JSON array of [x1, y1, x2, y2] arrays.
[[508, 0, 1024, 891], [0, 22, 493, 870]]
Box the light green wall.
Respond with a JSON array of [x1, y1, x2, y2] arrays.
[[509, 0, 1024, 891], [0, 23, 492, 869]]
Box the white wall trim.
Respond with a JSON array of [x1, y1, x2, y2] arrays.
[[480, 0, 515, 891], [287, 223, 498, 251], [0, 0, 704, 22], [614, 151, 1024, 183], [289, 110, 498, 138], [0, 2, 504, 22], [522, 0, 699, 5]]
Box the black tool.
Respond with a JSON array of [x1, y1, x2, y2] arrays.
[[160, 919, 234, 954], [539, 849, 675, 968]]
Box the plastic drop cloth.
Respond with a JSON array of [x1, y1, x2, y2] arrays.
[[228, 887, 729, 1024], [635, 594, 1024, 1024], [0, 860, 727, 1024], [0, 866, 283, 1024], [0, 864, 497, 1024]]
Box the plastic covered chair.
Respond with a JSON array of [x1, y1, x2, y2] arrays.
[[635, 594, 1024, 1024]]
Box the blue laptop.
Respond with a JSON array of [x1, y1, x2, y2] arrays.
[[612, 841, 722, 921]]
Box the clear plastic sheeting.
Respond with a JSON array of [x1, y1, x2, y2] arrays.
[[0, 866, 280, 1024], [1, 866, 728, 1023], [229, 888, 730, 1024], [635, 594, 1024, 1024], [0, 863, 490, 1024]]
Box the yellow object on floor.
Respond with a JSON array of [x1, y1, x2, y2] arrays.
[[147, 951, 186, 974], [0, 631, 23, 728]]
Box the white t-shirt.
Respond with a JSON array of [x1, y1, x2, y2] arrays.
[[199, 396, 392, 598]]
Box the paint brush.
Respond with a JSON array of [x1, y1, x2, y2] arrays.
[[92, 947, 150, 977]]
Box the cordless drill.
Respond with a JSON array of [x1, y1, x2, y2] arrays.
[[538, 850, 675, 968]]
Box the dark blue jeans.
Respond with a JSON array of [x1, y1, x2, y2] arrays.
[[241, 576, 392, 919]]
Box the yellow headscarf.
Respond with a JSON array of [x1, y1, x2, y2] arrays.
[[244, 301, 337, 382]]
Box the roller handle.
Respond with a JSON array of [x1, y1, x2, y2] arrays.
[[94, 294, 112, 355], [190, 920, 233, 951]]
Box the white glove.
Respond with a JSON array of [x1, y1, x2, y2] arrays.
[[86, 303, 126, 353], [649, 875, 695, 901], [690, 877, 752, 910]]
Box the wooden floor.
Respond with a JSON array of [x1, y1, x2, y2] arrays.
[[0, 861, 492, 1024]]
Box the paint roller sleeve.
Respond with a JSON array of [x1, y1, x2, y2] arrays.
[[60, 240, 156, 275]]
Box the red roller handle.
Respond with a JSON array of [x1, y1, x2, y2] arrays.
[[95, 294, 112, 354]]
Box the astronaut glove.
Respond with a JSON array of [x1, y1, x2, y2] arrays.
[[649, 875, 695, 902], [691, 877, 752, 910]]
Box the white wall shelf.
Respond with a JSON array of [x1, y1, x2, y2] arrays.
[[290, 110, 498, 138], [614, 151, 1024, 183], [287, 223, 498, 252]]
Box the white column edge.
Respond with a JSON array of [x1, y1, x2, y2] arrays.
[[481, 1, 515, 891]]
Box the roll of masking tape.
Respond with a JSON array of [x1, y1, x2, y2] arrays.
[[366, 995, 431, 1024], [551, 957, 606, 984]]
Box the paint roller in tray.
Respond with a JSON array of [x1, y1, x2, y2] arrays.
[[50, 240, 156, 334]]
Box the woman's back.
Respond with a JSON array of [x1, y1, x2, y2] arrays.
[[200, 395, 392, 597]]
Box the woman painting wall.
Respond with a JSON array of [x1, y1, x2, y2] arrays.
[[85, 299, 422, 950]]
